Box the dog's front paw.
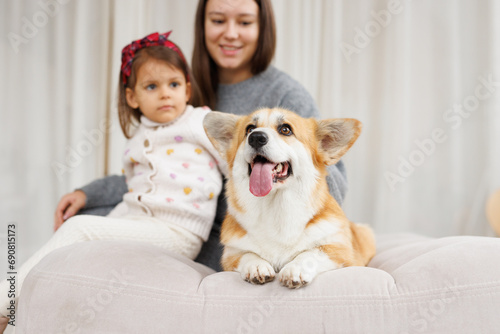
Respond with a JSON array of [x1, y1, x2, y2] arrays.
[[279, 262, 314, 289], [240, 258, 276, 285]]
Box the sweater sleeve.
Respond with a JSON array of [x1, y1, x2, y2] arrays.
[[279, 89, 348, 205], [78, 174, 128, 209], [326, 160, 348, 206]]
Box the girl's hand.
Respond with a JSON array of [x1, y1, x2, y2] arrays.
[[54, 190, 86, 231]]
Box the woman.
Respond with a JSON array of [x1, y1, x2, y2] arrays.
[[54, 0, 348, 271]]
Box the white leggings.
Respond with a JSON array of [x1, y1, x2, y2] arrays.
[[0, 215, 203, 317]]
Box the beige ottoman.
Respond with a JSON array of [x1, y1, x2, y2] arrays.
[[17, 233, 500, 333]]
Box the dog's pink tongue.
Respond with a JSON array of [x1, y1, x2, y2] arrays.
[[249, 162, 274, 197]]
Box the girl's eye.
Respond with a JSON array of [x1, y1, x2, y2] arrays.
[[170, 82, 180, 88], [146, 84, 156, 90], [279, 124, 293, 136], [212, 19, 224, 25], [240, 21, 253, 26], [246, 124, 256, 135]]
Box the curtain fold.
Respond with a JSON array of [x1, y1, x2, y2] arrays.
[[1, 0, 112, 260]]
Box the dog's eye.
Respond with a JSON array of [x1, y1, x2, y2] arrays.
[[246, 125, 256, 135], [279, 124, 293, 136]]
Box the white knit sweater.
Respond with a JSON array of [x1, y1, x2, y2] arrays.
[[108, 106, 225, 241]]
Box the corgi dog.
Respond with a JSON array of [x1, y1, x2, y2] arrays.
[[203, 108, 375, 289]]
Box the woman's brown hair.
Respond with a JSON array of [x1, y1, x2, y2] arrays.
[[192, 0, 276, 109], [118, 45, 201, 138]]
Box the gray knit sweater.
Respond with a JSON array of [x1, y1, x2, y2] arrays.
[[78, 65, 348, 270]]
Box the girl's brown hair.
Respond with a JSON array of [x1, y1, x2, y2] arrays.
[[192, 0, 276, 109], [118, 45, 201, 138]]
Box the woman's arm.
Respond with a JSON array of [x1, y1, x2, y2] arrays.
[[326, 160, 348, 206], [54, 175, 128, 230], [79, 174, 128, 208], [54, 189, 87, 230]]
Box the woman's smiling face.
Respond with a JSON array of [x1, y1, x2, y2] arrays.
[[204, 0, 260, 84]]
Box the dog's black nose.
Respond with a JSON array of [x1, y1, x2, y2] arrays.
[[248, 131, 268, 149]]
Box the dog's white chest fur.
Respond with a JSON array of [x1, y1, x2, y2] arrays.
[[227, 185, 343, 271], [230, 194, 314, 270]]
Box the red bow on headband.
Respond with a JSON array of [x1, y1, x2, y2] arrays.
[[120, 31, 187, 85]]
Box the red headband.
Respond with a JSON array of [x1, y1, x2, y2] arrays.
[[120, 31, 188, 86]]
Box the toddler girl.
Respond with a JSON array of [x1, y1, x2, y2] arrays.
[[0, 31, 224, 326]]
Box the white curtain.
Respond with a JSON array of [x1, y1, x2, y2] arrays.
[[1, 0, 113, 262], [2, 0, 499, 264], [274, 0, 500, 237]]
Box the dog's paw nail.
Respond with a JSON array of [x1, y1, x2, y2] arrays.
[[278, 263, 314, 289], [241, 260, 276, 285]]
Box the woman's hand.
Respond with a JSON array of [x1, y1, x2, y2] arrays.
[[54, 190, 87, 231]]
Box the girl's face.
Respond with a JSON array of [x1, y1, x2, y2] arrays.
[[205, 0, 260, 84], [126, 58, 191, 124]]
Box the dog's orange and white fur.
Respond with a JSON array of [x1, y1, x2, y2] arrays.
[[203, 108, 375, 289]]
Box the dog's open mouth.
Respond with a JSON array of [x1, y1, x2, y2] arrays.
[[248, 155, 292, 197]]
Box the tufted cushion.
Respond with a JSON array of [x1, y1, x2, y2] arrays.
[[17, 234, 500, 333]]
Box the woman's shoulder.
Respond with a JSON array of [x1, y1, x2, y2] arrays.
[[258, 66, 319, 118], [257, 66, 297, 88], [216, 66, 320, 118], [260, 66, 300, 86]]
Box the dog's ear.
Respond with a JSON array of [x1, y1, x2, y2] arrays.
[[316, 118, 362, 165], [203, 111, 240, 157]]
